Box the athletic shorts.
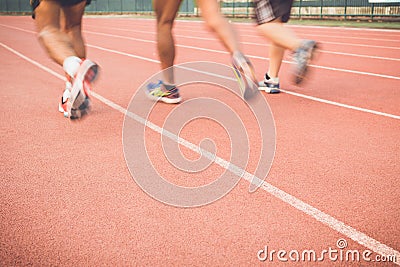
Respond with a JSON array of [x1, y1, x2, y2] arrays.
[[31, 0, 92, 19], [254, 0, 294, 25]]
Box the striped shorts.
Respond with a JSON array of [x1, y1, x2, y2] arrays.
[[254, 0, 294, 25]]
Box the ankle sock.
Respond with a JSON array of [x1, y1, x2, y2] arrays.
[[63, 56, 82, 78], [163, 82, 176, 91], [265, 73, 279, 84]]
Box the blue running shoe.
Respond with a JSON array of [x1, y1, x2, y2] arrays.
[[146, 80, 182, 104]]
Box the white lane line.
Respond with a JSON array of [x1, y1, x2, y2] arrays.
[[87, 44, 400, 120], [162, 28, 400, 50], [82, 30, 400, 80], [279, 90, 400, 120], [88, 16, 400, 34], [88, 44, 160, 63], [0, 23, 36, 34], [83, 22, 400, 50], [296, 32, 400, 43], [1, 23, 399, 119], [2, 42, 399, 265], [286, 23, 400, 33], [0, 42, 65, 80], [105, 22, 400, 49], [4, 21, 400, 64], [85, 25, 400, 62], [174, 18, 400, 33], [2, 23, 399, 79]]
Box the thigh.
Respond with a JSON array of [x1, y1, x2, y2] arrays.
[[33, 0, 61, 31], [196, 0, 220, 19], [61, 1, 86, 29], [153, 0, 183, 23]]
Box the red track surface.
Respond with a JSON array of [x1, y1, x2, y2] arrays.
[[1, 16, 399, 266]]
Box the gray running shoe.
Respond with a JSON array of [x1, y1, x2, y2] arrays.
[[232, 51, 259, 100], [292, 40, 318, 84]]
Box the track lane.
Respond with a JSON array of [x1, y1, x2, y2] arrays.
[[1, 16, 399, 266]]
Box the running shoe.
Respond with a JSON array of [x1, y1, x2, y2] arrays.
[[146, 80, 182, 104], [231, 51, 259, 100], [59, 88, 91, 120], [59, 86, 72, 118], [63, 59, 99, 119], [258, 74, 280, 94], [292, 40, 318, 84]]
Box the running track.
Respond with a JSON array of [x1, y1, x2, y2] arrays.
[[1, 16, 399, 266]]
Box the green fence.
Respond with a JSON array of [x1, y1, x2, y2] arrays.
[[84, 0, 195, 14], [0, 0, 31, 12], [291, 0, 400, 20], [218, 0, 400, 20], [85, 0, 153, 13], [0, 0, 399, 20], [0, 0, 194, 14]]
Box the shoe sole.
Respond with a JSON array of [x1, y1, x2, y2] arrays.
[[69, 60, 98, 119], [146, 93, 182, 104], [232, 65, 258, 100], [58, 103, 69, 117], [232, 55, 259, 100], [70, 95, 91, 120], [294, 42, 319, 85], [258, 86, 281, 94], [258, 81, 281, 94], [58, 95, 91, 119]]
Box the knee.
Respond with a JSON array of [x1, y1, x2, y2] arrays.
[[62, 22, 81, 34], [203, 16, 221, 32], [38, 25, 60, 41], [157, 15, 175, 31]]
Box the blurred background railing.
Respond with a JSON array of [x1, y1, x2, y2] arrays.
[[1, 0, 399, 21]]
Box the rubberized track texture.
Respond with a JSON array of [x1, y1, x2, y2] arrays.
[[0, 16, 399, 266]]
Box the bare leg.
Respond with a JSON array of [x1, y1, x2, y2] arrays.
[[34, 1, 95, 118], [59, 2, 87, 87], [257, 14, 317, 85], [34, 1, 76, 66], [256, 19, 302, 52], [197, 0, 240, 54], [268, 43, 285, 78], [60, 2, 87, 59], [258, 18, 301, 80], [153, 0, 182, 84]]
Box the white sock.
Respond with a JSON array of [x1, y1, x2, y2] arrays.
[[163, 81, 176, 90], [61, 86, 71, 102], [65, 81, 72, 91], [61, 81, 73, 102], [267, 73, 279, 84], [63, 56, 82, 78]]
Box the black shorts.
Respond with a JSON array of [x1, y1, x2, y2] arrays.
[[31, 0, 91, 19], [254, 0, 294, 24]]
